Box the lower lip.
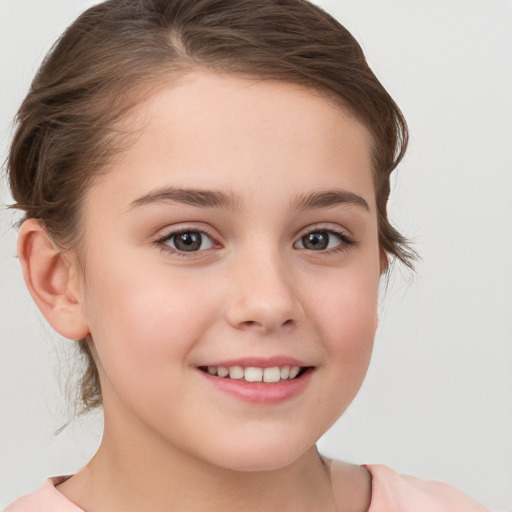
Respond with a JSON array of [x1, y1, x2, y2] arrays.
[[198, 369, 313, 404]]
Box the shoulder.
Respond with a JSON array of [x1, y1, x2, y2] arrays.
[[364, 464, 490, 512], [5, 477, 84, 512]]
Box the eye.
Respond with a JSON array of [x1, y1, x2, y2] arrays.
[[294, 229, 353, 251], [160, 230, 214, 252]]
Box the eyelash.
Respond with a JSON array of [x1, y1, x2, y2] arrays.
[[294, 227, 357, 255], [155, 227, 218, 257], [154, 226, 356, 256]]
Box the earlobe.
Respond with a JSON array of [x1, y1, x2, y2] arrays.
[[17, 219, 89, 341]]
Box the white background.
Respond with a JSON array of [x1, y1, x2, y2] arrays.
[[1, 1, 511, 510]]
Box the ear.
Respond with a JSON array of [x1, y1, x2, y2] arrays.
[[17, 219, 89, 340]]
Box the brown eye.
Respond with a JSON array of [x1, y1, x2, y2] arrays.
[[301, 232, 330, 250], [164, 231, 214, 252], [295, 230, 352, 251]]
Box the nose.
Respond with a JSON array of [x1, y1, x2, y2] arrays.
[[225, 248, 304, 334]]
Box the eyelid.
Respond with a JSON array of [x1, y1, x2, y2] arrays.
[[295, 223, 353, 239], [153, 224, 221, 255], [152, 222, 356, 256], [293, 224, 356, 252]]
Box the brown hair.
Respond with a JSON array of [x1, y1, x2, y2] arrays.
[[8, 0, 414, 413]]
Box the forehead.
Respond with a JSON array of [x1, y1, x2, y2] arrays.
[[93, 71, 376, 212]]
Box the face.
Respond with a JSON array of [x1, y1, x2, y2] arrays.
[[76, 71, 382, 471]]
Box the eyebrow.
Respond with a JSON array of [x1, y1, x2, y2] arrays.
[[128, 186, 369, 212], [128, 186, 242, 211], [291, 189, 370, 211]]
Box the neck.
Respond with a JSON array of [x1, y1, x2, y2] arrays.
[[60, 421, 335, 512]]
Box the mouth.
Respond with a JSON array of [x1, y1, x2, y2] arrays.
[[198, 365, 311, 383], [197, 362, 314, 403]]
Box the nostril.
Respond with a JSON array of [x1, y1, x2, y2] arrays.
[[240, 318, 295, 331]]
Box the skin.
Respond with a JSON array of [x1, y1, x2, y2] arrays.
[[20, 71, 382, 511]]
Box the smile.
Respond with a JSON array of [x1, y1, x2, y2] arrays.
[[199, 365, 307, 383]]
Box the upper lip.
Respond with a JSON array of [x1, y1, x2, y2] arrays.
[[197, 356, 312, 368]]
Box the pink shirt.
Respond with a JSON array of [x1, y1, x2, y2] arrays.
[[5, 464, 490, 511]]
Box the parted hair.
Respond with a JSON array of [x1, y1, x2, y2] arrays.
[[8, 0, 414, 413]]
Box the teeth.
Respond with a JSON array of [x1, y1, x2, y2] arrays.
[[280, 366, 290, 379], [217, 366, 229, 378], [245, 367, 263, 382], [289, 366, 300, 379], [263, 367, 281, 383], [228, 366, 244, 379], [203, 364, 305, 382]]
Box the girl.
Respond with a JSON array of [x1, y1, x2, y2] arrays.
[[2, 0, 497, 510]]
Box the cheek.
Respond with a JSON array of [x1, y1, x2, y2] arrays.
[[81, 254, 221, 395], [308, 260, 379, 336], [306, 263, 379, 384], [86, 250, 207, 336]]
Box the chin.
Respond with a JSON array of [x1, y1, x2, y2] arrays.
[[200, 436, 317, 473]]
